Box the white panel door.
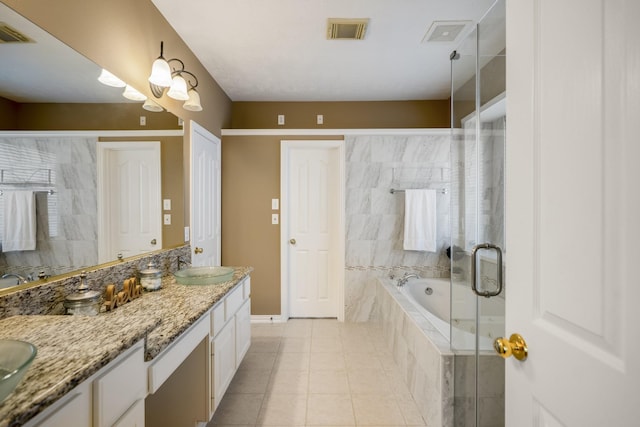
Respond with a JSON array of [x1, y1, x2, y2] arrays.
[[506, 1, 640, 425], [190, 121, 221, 267], [283, 141, 343, 318], [98, 142, 162, 262]]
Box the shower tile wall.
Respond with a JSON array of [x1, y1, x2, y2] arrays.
[[0, 137, 98, 276], [345, 134, 451, 322]]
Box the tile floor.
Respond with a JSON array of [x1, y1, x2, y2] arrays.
[[208, 319, 426, 427]]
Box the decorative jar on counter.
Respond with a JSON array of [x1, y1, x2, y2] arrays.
[[64, 272, 102, 315], [140, 262, 162, 291]]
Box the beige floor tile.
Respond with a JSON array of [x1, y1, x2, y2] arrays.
[[267, 369, 309, 394], [280, 337, 312, 353], [239, 352, 278, 371], [274, 352, 311, 371], [344, 352, 382, 371], [351, 395, 405, 426], [250, 337, 282, 353], [257, 394, 307, 425], [226, 368, 272, 394], [311, 336, 343, 353], [308, 369, 350, 394], [306, 394, 355, 426], [347, 369, 391, 394], [341, 337, 375, 353], [211, 393, 264, 425], [310, 352, 346, 371], [312, 320, 341, 338], [283, 320, 314, 337], [252, 324, 285, 337]]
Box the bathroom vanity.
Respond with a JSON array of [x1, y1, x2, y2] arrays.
[[0, 267, 252, 427]]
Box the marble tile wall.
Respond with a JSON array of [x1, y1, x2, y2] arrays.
[[0, 137, 98, 277], [345, 134, 451, 321], [0, 245, 190, 319]]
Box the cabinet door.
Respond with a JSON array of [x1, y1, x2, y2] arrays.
[[235, 299, 251, 365], [113, 399, 144, 427], [212, 319, 236, 409], [29, 382, 91, 427]]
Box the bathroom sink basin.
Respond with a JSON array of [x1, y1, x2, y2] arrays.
[[174, 267, 235, 285], [0, 339, 37, 402]]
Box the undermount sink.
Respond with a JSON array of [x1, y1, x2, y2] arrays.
[[173, 267, 235, 285], [0, 339, 37, 402]]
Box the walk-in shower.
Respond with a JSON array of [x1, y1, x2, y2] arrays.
[[451, 0, 506, 425]]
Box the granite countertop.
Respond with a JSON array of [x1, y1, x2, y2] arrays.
[[0, 266, 252, 427]]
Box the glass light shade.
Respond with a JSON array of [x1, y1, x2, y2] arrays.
[[166, 74, 189, 101], [183, 88, 203, 111], [122, 85, 147, 101], [98, 69, 126, 87], [148, 58, 173, 87], [142, 98, 164, 112]]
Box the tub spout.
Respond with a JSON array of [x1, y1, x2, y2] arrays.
[[397, 273, 420, 287]]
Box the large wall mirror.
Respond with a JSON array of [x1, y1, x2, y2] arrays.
[[0, 2, 185, 289]]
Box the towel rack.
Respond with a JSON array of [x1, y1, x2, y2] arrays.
[[0, 189, 55, 196], [390, 188, 448, 195]]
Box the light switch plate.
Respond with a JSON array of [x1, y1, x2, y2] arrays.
[[277, 114, 285, 125], [163, 214, 171, 225], [271, 198, 279, 210], [271, 214, 279, 224], [163, 199, 171, 211], [184, 226, 190, 242]]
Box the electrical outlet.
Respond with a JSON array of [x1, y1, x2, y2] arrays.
[[317, 114, 324, 125], [140, 116, 146, 126], [163, 199, 171, 211], [184, 226, 190, 242], [271, 198, 279, 210], [271, 214, 279, 224], [163, 214, 171, 225], [277, 114, 285, 125]]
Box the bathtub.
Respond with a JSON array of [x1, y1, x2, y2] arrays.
[[374, 277, 505, 427]]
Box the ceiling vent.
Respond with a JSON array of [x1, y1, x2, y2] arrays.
[[327, 18, 369, 40], [422, 21, 471, 43], [0, 22, 34, 43]]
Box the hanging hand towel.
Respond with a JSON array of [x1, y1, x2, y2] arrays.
[[403, 189, 437, 252], [2, 190, 36, 252]]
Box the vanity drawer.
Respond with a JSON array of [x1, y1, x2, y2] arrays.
[[93, 342, 146, 427], [225, 284, 243, 321], [211, 301, 225, 337]]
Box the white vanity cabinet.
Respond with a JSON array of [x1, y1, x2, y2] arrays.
[[209, 277, 251, 417], [24, 341, 146, 427]]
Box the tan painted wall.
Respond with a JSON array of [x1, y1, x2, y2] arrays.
[[1, 0, 232, 137], [0, 97, 17, 129], [232, 100, 450, 129], [222, 135, 342, 315], [9, 103, 180, 131]]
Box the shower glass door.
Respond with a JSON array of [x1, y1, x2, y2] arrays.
[[450, 0, 505, 426]]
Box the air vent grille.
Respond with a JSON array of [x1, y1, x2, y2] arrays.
[[327, 18, 369, 40], [422, 21, 471, 43], [0, 22, 34, 43]]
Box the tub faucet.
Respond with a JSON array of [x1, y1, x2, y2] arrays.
[[397, 273, 419, 287], [1, 273, 28, 285]]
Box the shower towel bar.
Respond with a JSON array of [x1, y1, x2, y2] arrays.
[[390, 188, 448, 195], [0, 189, 54, 196]]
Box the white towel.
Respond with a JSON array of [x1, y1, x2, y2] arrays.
[[403, 189, 437, 252], [2, 191, 36, 252]]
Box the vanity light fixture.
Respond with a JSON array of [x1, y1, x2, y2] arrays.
[[122, 84, 147, 101], [97, 69, 126, 88], [148, 41, 203, 111], [142, 98, 164, 112]]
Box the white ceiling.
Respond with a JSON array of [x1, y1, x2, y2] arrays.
[[151, 0, 497, 102]]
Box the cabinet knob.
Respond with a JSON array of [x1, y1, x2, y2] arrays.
[[289, 239, 296, 245]]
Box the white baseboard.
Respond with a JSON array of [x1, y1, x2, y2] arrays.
[[251, 314, 287, 323]]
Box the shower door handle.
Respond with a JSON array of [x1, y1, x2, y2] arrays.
[[470, 243, 503, 297]]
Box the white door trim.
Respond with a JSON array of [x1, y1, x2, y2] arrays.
[[280, 140, 345, 321], [97, 141, 162, 263]]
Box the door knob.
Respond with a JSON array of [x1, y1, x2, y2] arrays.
[[494, 333, 528, 361], [289, 239, 296, 245], [150, 238, 157, 245], [194, 247, 204, 254]]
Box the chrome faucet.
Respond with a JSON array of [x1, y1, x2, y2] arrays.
[[396, 273, 419, 287], [1, 273, 28, 285]]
